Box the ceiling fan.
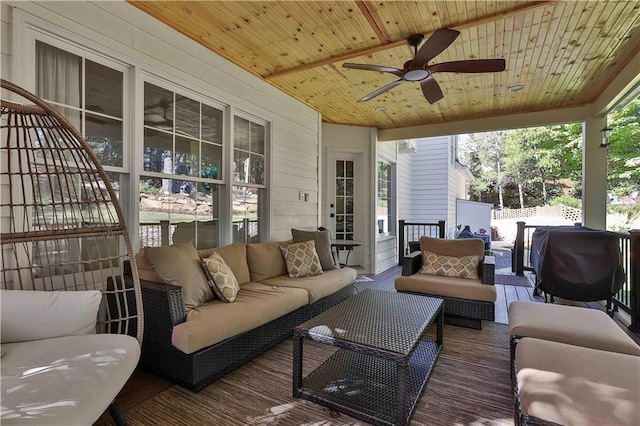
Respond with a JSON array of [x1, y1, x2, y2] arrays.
[[342, 28, 506, 104]]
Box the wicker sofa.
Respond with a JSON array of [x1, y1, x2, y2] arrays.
[[395, 236, 496, 329], [509, 301, 640, 425], [129, 240, 357, 391]]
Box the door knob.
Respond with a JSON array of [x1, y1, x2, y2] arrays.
[[330, 213, 335, 218], [330, 203, 335, 208]]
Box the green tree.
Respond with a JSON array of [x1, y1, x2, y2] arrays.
[[465, 132, 508, 208], [607, 98, 640, 195]]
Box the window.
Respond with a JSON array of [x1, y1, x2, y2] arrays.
[[36, 41, 125, 169], [377, 161, 395, 236], [233, 116, 267, 243], [139, 82, 224, 249]]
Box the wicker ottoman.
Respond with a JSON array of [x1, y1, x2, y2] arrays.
[[508, 300, 640, 356], [513, 337, 640, 426]]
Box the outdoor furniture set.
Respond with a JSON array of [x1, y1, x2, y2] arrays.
[[395, 236, 496, 329], [130, 229, 357, 391], [509, 301, 640, 425]]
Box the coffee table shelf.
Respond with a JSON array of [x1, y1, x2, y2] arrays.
[[298, 339, 440, 425], [293, 289, 443, 426]]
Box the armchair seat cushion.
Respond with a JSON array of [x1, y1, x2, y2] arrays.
[[395, 273, 497, 303], [1, 334, 140, 425]]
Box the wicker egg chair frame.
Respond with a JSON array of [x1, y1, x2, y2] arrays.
[[0, 78, 143, 344]]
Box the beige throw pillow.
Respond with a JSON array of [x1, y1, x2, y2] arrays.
[[202, 253, 240, 303], [280, 240, 324, 278], [291, 229, 336, 271], [420, 250, 480, 280], [144, 242, 213, 310]]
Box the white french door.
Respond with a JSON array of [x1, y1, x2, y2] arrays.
[[327, 150, 364, 267]]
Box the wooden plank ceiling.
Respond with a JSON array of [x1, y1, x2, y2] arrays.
[[128, 1, 640, 131]]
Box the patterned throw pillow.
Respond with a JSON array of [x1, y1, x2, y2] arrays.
[[202, 253, 240, 303], [280, 240, 324, 278], [419, 250, 480, 279]]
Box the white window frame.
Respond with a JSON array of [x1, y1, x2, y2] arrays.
[[377, 158, 396, 238]]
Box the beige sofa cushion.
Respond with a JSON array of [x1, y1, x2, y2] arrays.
[[198, 242, 251, 285], [246, 241, 290, 282], [509, 300, 640, 356], [420, 236, 484, 257], [260, 267, 357, 303], [516, 337, 640, 426], [172, 282, 308, 354], [135, 251, 163, 283], [145, 242, 213, 310], [395, 272, 497, 302]]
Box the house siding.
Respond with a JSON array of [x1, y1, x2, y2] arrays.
[[408, 136, 450, 223], [1, 1, 321, 246]]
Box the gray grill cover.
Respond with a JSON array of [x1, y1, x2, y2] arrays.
[[530, 226, 625, 301]]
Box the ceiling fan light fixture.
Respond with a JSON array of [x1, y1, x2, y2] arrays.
[[508, 84, 525, 92], [404, 69, 430, 81]]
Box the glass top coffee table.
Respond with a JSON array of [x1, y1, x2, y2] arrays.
[[293, 289, 443, 425]]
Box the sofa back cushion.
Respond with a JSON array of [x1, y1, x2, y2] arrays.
[[135, 251, 163, 283], [198, 242, 250, 285], [420, 236, 484, 258], [247, 241, 290, 281], [291, 229, 336, 271], [145, 242, 213, 310]]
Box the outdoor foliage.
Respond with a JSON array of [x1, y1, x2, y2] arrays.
[[462, 98, 638, 210]]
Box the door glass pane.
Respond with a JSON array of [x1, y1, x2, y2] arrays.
[[336, 160, 344, 177], [346, 178, 354, 196], [346, 161, 354, 177]]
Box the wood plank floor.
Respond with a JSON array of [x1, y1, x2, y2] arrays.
[[96, 266, 639, 425]]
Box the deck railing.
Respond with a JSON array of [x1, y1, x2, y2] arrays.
[[139, 219, 259, 248], [513, 221, 639, 332], [397, 220, 446, 264]]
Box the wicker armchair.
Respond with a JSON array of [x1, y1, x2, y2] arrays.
[[395, 236, 496, 329], [1, 79, 142, 425]]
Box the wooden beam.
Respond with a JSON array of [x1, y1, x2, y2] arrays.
[[264, 1, 560, 80], [355, 1, 392, 45]]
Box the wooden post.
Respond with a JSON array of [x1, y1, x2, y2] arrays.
[[160, 220, 170, 246], [515, 221, 525, 276], [629, 229, 639, 332], [398, 220, 405, 265]]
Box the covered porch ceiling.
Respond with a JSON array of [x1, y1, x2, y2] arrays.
[[129, 1, 640, 136]]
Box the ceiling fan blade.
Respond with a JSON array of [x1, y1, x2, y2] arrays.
[[428, 59, 506, 73], [411, 28, 460, 68], [420, 77, 444, 104], [358, 80, 404, 102], [343, 63, 404, 77]]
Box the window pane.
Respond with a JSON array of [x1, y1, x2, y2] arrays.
[[144, 82, 174, 131], [144, 129, 173, 173], [234, 116, 250, 151], [175, 95, 200, 139], [202, 104, 223, 144], [250, 122, 265, 154], [36, 41, 82, 109], [85, 114, 123, 167], [86, 60, 123, 118], [175, 136, 198, 177], [139, 178, 220, 249], [234, 150, 250, 183], [201, 142, 222, 179], [233, 186, 262, 243], [250, 154, 264, 185]]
